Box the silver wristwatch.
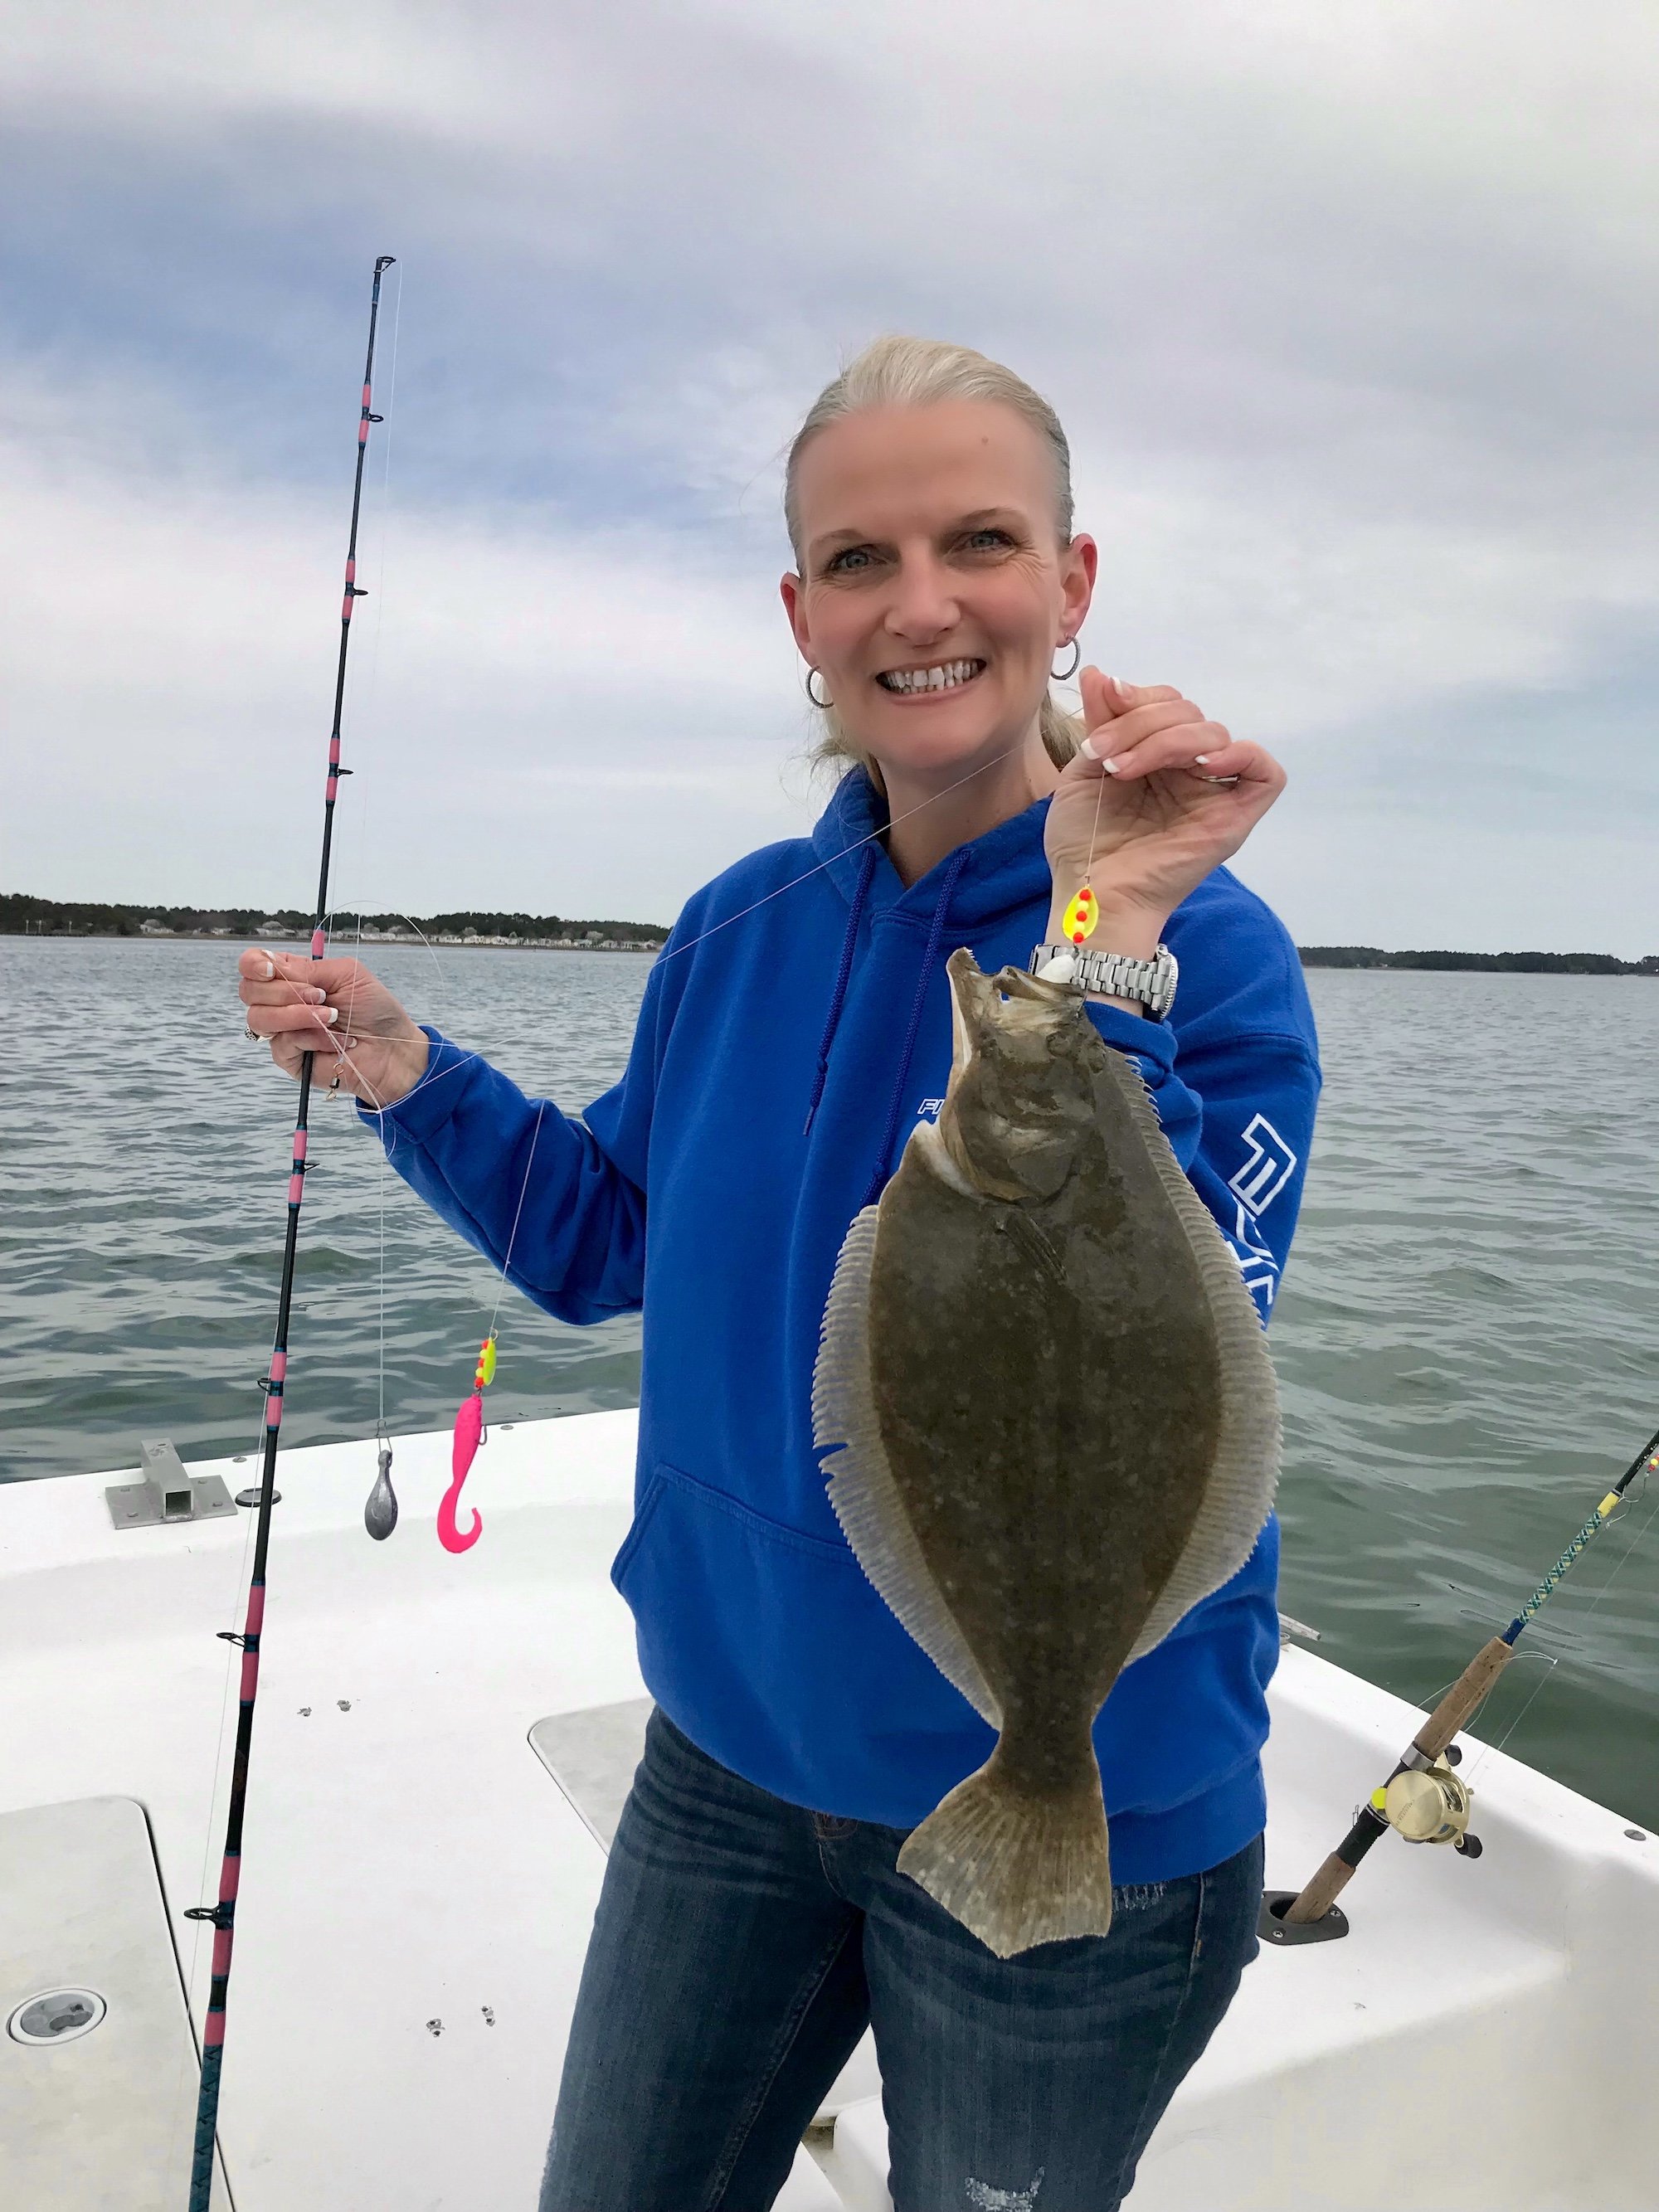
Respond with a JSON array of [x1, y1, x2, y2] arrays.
[[1029, 941, 1179, 1021]]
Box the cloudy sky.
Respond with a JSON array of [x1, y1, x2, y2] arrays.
[[4, 1, 1656, 950]]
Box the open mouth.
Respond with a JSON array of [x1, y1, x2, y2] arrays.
[[875, 658, 986, 697]]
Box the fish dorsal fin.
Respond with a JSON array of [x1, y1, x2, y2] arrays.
[[1102, 1055, 1282, 1663], [812, 1204, 1001, 1728]]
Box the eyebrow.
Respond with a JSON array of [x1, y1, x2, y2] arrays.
[[807, 508, 1027, 558]]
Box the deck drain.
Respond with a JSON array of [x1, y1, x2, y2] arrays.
[[8, 1988, 107, 2044]]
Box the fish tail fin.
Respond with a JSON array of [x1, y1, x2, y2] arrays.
[[897, 1747, 1113, 1957]]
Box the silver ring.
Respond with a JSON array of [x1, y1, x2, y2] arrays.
[[244, 1023, 260, 1043]]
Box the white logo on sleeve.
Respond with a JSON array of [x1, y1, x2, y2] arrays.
[[1228, 1114, 1297, 1218]]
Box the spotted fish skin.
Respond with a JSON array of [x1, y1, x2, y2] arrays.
[[813, 950, 1279, 1957]]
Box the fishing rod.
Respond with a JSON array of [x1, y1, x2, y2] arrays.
[[1267, 1416, 1659, 1941], [184, 254, 396, 2210]]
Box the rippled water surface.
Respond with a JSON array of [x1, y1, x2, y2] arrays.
[[2, 939, 1656, 1825]]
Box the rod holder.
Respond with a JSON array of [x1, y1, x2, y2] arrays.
[[1259, 1890, 1349, 1947], [105, 1440, 236, 1530]]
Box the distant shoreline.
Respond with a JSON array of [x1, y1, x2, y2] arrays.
[[1297, 947, 1657, 975], [4, 897, 1653, 974], [5, 930, 1654, 975], [4, 928, 659, 952], [2, 892, 668, 955]]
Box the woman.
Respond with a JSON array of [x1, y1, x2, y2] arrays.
[[241, 337, 1321, 2212]]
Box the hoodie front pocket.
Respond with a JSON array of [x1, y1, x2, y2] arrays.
[[609, 1471, 669, 1596]]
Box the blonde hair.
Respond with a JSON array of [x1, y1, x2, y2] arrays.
[[786, 334, 1084, 779]]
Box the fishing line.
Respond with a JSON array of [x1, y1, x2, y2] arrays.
[[321, 266, 406, 1464], [358, 261, 402, 741], [488, 1101, 549, 1333], [1404, 1470, 1656, 1780], [1573, 1471, 1657, 1629], [255, 737, 1021, 1088], [1474, 1650, 1559, 1770]]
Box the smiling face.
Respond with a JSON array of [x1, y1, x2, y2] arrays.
[[781, 400, 1096, 790]]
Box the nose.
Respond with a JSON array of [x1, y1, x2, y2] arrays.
[[883, 546, 961, 643]]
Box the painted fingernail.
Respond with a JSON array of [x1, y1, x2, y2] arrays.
[[323, 1007, 339, 1025], [1194, 754, 1210, 765], [1078, 735, 1100, 761], [262, 960, 275, 980], [1102, 757, 1123, 775]]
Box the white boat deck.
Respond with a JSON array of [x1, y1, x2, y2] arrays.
[[1, 1412, 1653, 2210]]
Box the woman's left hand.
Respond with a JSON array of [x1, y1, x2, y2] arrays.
[[1044, 668, 1287, 942]]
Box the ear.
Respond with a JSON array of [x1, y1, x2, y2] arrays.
[[780, 571, 813, 660], [1058, 532, 1097, 648]]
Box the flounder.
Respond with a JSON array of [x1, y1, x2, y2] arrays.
[[812, 949, 1280, 1957]]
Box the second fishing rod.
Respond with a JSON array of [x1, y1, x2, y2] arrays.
[[1263, 1414, 1659, 1942], [185, 252, 396, 2212]]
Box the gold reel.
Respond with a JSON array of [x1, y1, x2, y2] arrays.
[[1380, 1762, 1475, 1847]]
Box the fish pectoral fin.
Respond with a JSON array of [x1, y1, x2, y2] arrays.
[[812, 1203, 1000, 1728], [1000, 1208, 1067, 1288]]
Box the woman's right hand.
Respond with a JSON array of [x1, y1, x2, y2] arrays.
[[237, 949, 431, 1110]]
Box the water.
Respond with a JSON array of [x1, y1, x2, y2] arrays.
[[2, 938, 1656, 1826]]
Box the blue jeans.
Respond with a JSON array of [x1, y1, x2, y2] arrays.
[[540, 1708, 1262, 2212]]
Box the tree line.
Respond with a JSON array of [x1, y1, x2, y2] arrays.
[[2, 894, 670, 943], [6, 896, 1651, 971], [1299, 946, 1658, 975]]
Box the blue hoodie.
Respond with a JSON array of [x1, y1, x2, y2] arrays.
[[367, 771, 1321, 1884]]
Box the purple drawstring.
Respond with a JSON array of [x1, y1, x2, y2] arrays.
[[860, 848, 968, 1208], [803, 844, 878, 1136]]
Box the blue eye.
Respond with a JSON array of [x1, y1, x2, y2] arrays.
[[825, 545, 876, 574], [964, 527, 1013, 552]]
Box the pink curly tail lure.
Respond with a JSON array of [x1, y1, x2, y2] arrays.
[[437, 1334, 496, 1553]]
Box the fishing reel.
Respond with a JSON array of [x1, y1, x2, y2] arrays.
[[1376, 1750, 1481, 1856]]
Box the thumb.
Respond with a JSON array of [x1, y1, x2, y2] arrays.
[[1078, 664, 1129, 736]]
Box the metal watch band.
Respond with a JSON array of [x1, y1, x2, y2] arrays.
[[1029, 941, 1179, 1020]]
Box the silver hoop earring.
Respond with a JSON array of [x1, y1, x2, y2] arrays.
[[805, 669, 833, 709], [1052, 639, 1081, 682]]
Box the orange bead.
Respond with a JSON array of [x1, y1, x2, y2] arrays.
[[1062, 888, 1099, 943]]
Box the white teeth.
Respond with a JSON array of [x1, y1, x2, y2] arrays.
[[878, 659, 983, 693]]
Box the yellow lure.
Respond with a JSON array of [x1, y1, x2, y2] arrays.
[[474, 1335, 498, 1390], [1062, 887, 1099, 945]]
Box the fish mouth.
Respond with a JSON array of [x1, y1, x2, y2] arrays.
[[945, 947, 996, 1074], [933, 950, 1092, 1203], [875, 657, 986, 699], [944, 948, 1073, 1066]]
